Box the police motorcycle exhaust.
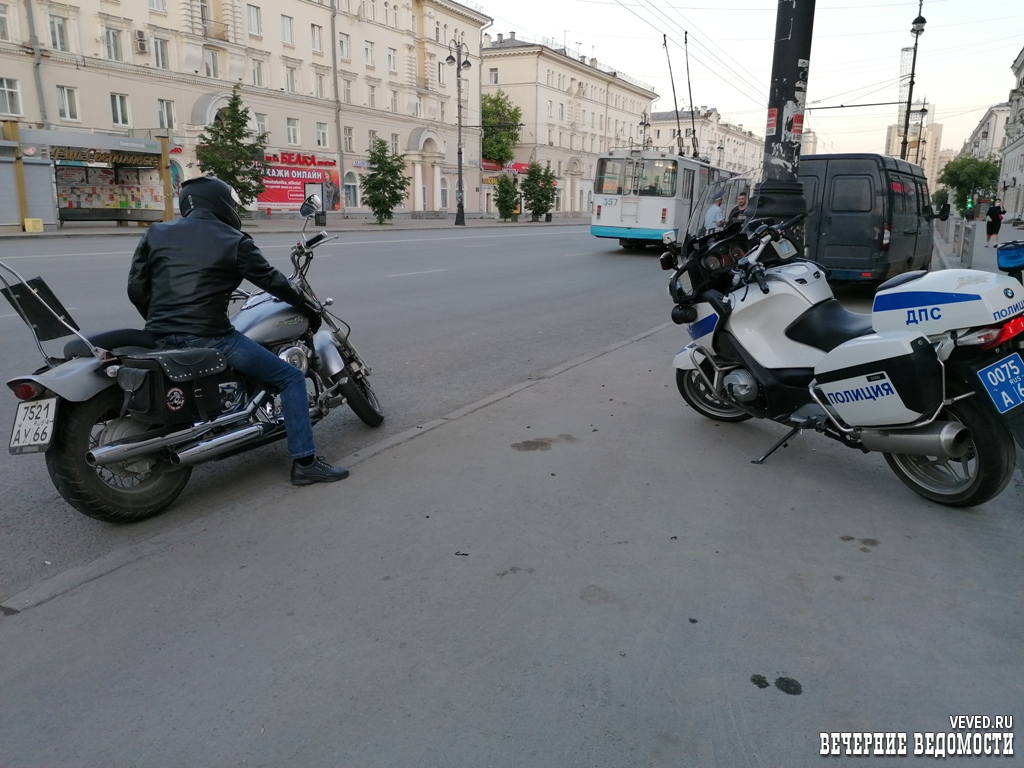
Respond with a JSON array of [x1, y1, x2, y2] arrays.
[[3, 193, 383, 524], [663, 218, 1024, 508]]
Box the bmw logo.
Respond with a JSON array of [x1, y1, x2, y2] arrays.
[[1005, 288, 1016, 299]]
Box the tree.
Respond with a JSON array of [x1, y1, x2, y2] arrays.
[[495, 173, 519, 221], [194, 83, 268, 208], [937, 155, 999, 218], [481, 90, 522, 166], [521, 162, 557, 219], [361, 138, 411, 224], [931, 187, 949, 209]]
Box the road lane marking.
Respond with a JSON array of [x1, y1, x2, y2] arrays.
[[385, 269, 449, 277]]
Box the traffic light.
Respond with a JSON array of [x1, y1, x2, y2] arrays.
[[966, 198, 974, 211]]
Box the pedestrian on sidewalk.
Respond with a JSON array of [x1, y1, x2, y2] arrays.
[[986, 198, 1005, 247]]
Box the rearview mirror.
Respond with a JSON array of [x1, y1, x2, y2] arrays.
[[939, 203, 950, 222], [299, 194, 322, 218]]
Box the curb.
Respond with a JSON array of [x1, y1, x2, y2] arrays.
[[0, 321, 673, 616]]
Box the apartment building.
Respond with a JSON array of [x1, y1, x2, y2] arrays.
[[480, 32, 656, 215], [0, 0, 490, 219], [648, 108, 764, 176], [999, 45, 1024, 220]]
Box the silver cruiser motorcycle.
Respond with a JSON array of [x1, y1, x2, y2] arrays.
[[3, 195, 382, 523], [662, 216, 1024, 507]]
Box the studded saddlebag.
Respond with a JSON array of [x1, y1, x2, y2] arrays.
[[116, 348, 229, 425]]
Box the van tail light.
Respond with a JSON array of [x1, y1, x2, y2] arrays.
[[661, 207, 667, 223], [596, 205, 602, 220], [10, 381, 46, 401], [957, 316, 1024, 349], [881, 224, 891, 250]]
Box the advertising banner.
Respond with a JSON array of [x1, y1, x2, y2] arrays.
[[258, 153, 341, 210]]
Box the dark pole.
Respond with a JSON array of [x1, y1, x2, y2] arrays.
[[447, 39, 469, 226], [899, 6, 926, 161], [754, 0, 816, 245]]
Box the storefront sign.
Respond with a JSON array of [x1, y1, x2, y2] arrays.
[[265, 152, 337, 167], [258, 165, 341, 210], [51, 146, 161, 168]]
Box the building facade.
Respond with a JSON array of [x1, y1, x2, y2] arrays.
[[999, 46, 1024, 221], [0, 0, 491, 224], [480, 32, 656, 215], [648, 108, 763, 176]]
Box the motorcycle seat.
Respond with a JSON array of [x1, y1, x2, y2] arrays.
[[785, 299, 873, 353], [63, 329, 158, 359]]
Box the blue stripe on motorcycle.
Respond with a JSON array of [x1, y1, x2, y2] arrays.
[[688, 313, 718, 340], [872, 291, 982, 312]]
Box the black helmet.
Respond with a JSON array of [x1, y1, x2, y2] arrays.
[[179, 176, 242, 229]]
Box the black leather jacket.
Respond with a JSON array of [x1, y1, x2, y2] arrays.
[[128, 210, 308, 338]]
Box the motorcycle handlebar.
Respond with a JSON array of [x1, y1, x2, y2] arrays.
[[753, 267, 770, 294], [305, 231, 328, 248]]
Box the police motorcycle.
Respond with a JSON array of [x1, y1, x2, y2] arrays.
[[3, 195, 383, 523], [662, 212, 1024, 508]]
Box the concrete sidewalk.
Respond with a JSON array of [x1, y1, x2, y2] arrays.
[[1, 321, 1020, 766], [1, 212, 587, 240]]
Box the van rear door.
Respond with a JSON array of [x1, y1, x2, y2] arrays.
[[818, 157, 882, 280]]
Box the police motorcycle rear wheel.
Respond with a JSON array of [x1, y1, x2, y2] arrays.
[[883, 395, 1015, 508], [45, 388, 192, 523]]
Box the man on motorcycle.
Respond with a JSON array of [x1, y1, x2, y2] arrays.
[[127, 175, 350, 486]]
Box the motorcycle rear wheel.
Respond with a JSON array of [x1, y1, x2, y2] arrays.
[[883, 396, 1015, 508], [676, 369, 752, 423], [46, 388, 192, 523]]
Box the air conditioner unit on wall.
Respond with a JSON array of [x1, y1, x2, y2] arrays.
[[134, 30, 148, 54]]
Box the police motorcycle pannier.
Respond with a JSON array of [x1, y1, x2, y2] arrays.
[[115, 348, 230, 425]]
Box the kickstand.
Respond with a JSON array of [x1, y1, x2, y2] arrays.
[[751, 426, 802, 465]]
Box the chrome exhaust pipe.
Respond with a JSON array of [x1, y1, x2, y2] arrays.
[[859, 421, 972, 460], [169, 424, 272, 466]]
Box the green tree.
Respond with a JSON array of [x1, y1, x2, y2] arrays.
[[931, 187, 949, 208], [361, 138, 411, 224], [194, 83, 268, 208], [481, 90, 522, 166], [495, 173, 519, 221], [937, 155, 999, 218], [521, 162, 557, 219]]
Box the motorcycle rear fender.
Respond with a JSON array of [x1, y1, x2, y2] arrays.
[[313, 330, 345, 378], [6, 357, 112, 403]]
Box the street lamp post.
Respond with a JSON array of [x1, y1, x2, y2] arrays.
[[446, 39, 471, 226], [899, 5, 927, 161], [639, 112, 651, 149]]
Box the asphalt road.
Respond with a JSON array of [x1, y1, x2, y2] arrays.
[[0, 225, 691, 600]]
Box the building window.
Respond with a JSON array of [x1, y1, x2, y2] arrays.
[[110, 93, 130, 125], [153, 38, 169, 68], [388, 47, 397, 72], [440, 177, 449, 209], [202, 48, 218, 78], [251, 59, 264, 86], [434, 21, 440, 41], [389, 89, 397, 112], [368, 129, 377, 147], [344, 171, 358, 207], [158, 99, 174, 129], [0, 77, 19, 114], [559, 103, 564, 120], [343, 126, 353, 152], [0, 4, 10, 41], [547, 100, 552, 118], [149, 0, 166, 10], [437, 61, 444, 85], [338, 32, 350, 59], [440, 101, 446, 122], [342, 79, 352, 104], [414, 97, 422, 117], [246, 4, 261, 35], [285, 65, 297, 93], [316, 122, 328, 148], [255, 112, 267, 136], [364, 40, 373, 66], [391, 132, 399, 154], [286, 117, 299, 145], [315, 72, 326, 99], [489, 68, 498, 85], [49, 15, 69, 51], [369, 0, 376, 21], [311, 24, 322, 52], [56, 85, 78, 120], [104, 28, 122, 61], [281, 15, 293, 45], [367, 84, 376, 109]]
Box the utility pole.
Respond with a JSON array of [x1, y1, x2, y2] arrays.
[[755, 0, 816, 248]]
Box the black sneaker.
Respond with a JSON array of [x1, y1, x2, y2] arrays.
[[291, 457, 351, 486]]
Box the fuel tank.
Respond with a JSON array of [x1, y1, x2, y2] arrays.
[[231, 292, 309, 345]]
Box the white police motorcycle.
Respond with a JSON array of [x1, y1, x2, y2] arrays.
[[663, 215, 1024, 507]]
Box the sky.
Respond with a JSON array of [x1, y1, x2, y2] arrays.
[[473, 0, 1024, 156]]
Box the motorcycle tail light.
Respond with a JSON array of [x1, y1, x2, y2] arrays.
[[11, 381, 45, 401], [957, 317, 1024, 349], [983, 316, 1024, 349]]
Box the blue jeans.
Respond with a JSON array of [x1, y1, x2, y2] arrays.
[[160, 331, 315, 460]]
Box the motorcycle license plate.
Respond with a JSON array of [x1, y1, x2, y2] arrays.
[[977, 353, 1024, 414], [9, 397, 57, 455]]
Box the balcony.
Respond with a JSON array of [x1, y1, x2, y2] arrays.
[[198, 18, 230, 42]]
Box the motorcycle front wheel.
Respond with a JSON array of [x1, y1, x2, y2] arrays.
[[46, 388, 192, 523], [333, 365, 383, 427], [676, 369, 752, 423], [883, 396, 1015, 508]]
